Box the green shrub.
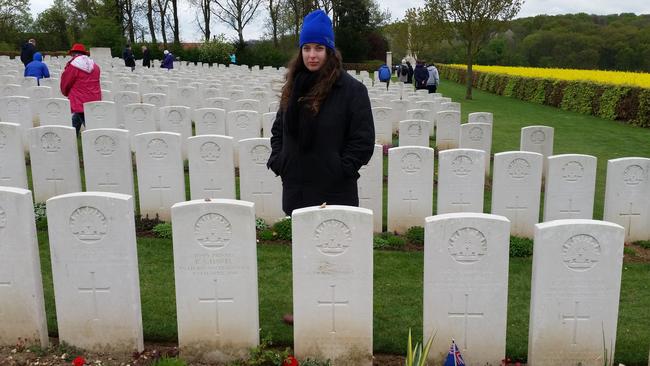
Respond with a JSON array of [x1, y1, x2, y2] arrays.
[[152, 223, 173, 239], [272, 217, 292, 241], [598, 86, 630, 120], [374, 232, 405, 249], [237, 40, 290, 68], [510, 236, 533, 257], [198, 35, 235, 65], [634, 88, 650, 127], [258, 229, 275, 241], [624, 247, 637, 257], [256, 217, 269, 231], [405, 226, 424, 246], [152, 357, 187, 366], [300, 359, 332, 366], [228, 335, 290, 366], [560, 81, 598, 115], [634, 240, 650, 249], [503, 76, 519, 97]]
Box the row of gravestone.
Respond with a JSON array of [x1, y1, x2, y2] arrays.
[[0, 187, 631, 365], [2, 123, 649, 242]]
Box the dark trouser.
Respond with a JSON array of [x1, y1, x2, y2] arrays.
[[72, 113, 85, 136], [427, 85, 437, 93], [384, 80, 390, 90]]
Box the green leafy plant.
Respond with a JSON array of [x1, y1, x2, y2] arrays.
[[373, 232, 405, 249], [509, 236, 533, 258], [152, 223, 173, 239], [405, 328, 436, 366], [634, 240, 650, 249], [405, 226, 424, 246], [152, 357, 188, 366], [258, 229, 275, 241], [272, 217, 292, 241], [256, 217, 269, 231], [623, 247, 637, 257], [198, 34, 235, 65], [228, 335, 290, 365], [299, 359, 332, 366], [34, 202, 48, 231]]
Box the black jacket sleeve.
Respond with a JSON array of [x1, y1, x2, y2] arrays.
[[341, 82, 375, 179], [267, 108, 284, 176]]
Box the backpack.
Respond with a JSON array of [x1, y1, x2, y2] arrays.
[[378, 65, 391, 82]]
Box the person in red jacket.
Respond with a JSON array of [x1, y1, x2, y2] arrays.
[[60, 43, 102, 136]]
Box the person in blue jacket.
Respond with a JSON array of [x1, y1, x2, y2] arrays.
[[24, 52, 50, 85], [161, 50, 174, 70]]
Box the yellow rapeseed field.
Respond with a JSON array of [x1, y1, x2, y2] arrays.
[[447, 64, 650, 89]]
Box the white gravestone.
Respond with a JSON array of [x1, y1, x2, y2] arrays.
[[194, 108, 227, 136], [142, 93, 168, 109], [388, 146, 435, 233], [0, 96, 32, 151], [124, 103, 157, 151], [47, 192, 144, 352], [459, 123, 492, 176], [238, 138, 283, 224], [188, 135, 236, 200], [440, 101, 461, 113], [468, 112, 493, 125], [0, 187, 49, 347], [292, 206, 373, 366], [406, 108, 432, 126], [176, 86, 198, 108], [424, 213, 510, 365], [234, 99, 260, 113], [438, 149, 486, 215], [29, 126, 82, 203], [389, 100, 408, 133], [603, 157, 650, 242], [262, 112, 276, 138], [205, 97, 232, 112], [528, 220, 624, 365], [0, 123, 28, 189], [84, 101, 118, 130], [491, 152, 543, 238], [398, 119, 431, 147], [436, 110, 461, 150], [36, 98, 71, 126], [227, 110, 261, 165], [135, 132, 186, 221], [358, 144, 383, 232], [372, 107, 393, 145], [82, 129, 135, 197], [543, 154, 597, 221], [159, 106, 192, 158], [172, 199, 259, 363], [0, 84, 23, 98], [520, 125, 554, 174], [113, 91, 140, 128]]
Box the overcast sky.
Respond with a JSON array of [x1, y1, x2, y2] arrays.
[[28, 0, 650, 43]]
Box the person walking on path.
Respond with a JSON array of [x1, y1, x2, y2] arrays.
[[20, 39, 36, 67], [60, 43, 101, 136], [123, 44, 136, 71], [142, 45, 151, 68], [24, 52, 50, 85], [267, 9, 375, 217], [426, 63, 440, 93], [406, 61, 414, 84], [414, 60, 429, 90], [161, 50, 174, 69]]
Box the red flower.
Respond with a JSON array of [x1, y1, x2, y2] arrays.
[[283, 355, 299, 366], [72, 356, 86, 366]]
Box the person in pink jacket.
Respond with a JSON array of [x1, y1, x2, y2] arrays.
[[60, 43, 102, 135]]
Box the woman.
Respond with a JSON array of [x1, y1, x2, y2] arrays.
[[24, 52, 50, 85], [267, 9, 375, 216]]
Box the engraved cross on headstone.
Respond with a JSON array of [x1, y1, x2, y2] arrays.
[[317, 284, 349, 333], [402, 189, 418, 215], [451, 193, 471, 211], [561, 300, 590, 345], [46, 168, 64, 195], [98, 172, 118, 188], [252, 181, 272, 213], [447, 293, 484, 350], [505, 195, 527, 231], [559, 198, 581, 216], [203, 178, 222, 197], [78, 271, 111, 320], [198, 278, 234, 336], [151, 175, 171, 210], [619, 202, 641, 237]]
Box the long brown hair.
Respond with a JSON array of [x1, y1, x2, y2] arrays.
[[280, 47, 343, 115]]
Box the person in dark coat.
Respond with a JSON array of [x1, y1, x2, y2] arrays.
[[123, 44, 136, 70], [161, 50, 174, 69], [414, 60, 429, 90], [406, 61, 414, 84], [24, 52, 50, 85], [267, 9, 375, 216], [142, 45, 151, 68], [20, 39, 36, 67]]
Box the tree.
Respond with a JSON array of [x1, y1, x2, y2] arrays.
[[191, 0, 212, 41], [154, 0, 170, 47], [211, 0, 262, 46], [146, 0, 157, 44], [425, 0, 523, 99], [0, 0, 32, 39], [34, 0, 72, 49], [266, 0, 283, 46], [170, 0, 180, 43]]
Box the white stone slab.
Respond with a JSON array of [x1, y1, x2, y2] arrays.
[[172, 199, 259, 363], [205, 97, 232, 112], [398, 119, 431, 147], [188, 135, 236, 200], [520, 126, 554, 174], [0, 96, 32, 150], [113, 91, 140, 128], [292, 206, 373, 365], [142, 93, 168, 108], [227, 110, 261, 165], [459, 123, 492, 175], [543, 154, 597, 221], [233, 99, 260, 113], [159, 106, 192, 158], [358, 144, 383, 232], [261, 112, 276, 138], [437, 149, 486, 214], [0, 84, 23, 98], [468, 112, 493, 124], [436, 111, 461, 150], [603, 157, 650, 242], [46, 192, 144, 352], [440, 101, 461, 113], [36, 98, 71, 126], [0, 123, 28, 189], [238, 138, 283, 224], [124, 103, 157, 151], [194, 108, 226, 136], [491, 152, 543, 238], [29, 126, 81, 202], [84, 101, 118, 130], [406, 108, 431, 124], [424, 213, 510, 365], [372, 107, 393, 145], [0, 187, 48, 347], [134, 132, 186, 221], [528, 219, 624, 365], [387, 146, 434, 233], [176, 86, 198, 108], [82, 129, 134, 197]]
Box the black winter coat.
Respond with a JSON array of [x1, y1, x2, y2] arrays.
[[268, 72, 376, 216], [20, 43, 36, 66], [414, 64, 429, 89], [142, 49, 151, 67]]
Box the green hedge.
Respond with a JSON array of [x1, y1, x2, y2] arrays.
[[438, 65, 650, 127]]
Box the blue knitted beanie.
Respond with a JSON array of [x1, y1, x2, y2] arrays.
[[299, 9, 335, 50]]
